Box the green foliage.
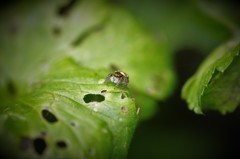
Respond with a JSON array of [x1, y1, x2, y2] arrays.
[[1, 58, 139, 159], [1, 0, 240, 158], [182, 40, 240, 114], [0, 0, 175, 158], [122, 0, 240, 115], [0, 0, 176, 120], [70, 7, 176, 119]]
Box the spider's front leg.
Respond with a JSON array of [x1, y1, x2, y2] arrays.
[[122, 81, 128, 89], [115, 76, 124, 87], [104, 74, 111, 84]]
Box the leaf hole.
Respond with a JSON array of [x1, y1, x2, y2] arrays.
[[40, 131, 47, 137], [88, 148, 96, 155], [42, 109, 58, 123], [57, 0, 77, 17], [101, 90, 107, 93], [20, 137, 32, 151], [70, 122, 76, 126], [83, 94, 105, 103], [121, 106, 128, 114], [52, 26, 61, 36], [56, 141, 67, 149], [33, 138, 47, 155], [121, 93, 126, 99]]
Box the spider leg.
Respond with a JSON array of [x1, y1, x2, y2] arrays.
[[115, 77, 123, 87], [104, 74, 111, 84], [122, 77, 128, 89], [122, 82, 127, 89]]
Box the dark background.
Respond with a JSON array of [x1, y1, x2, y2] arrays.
[[128, 48, 240, 159]]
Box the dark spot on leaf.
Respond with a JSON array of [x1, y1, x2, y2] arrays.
[[83, 94, 105, 103], [52, 27, 61, 36], [6, 79, 17, 97], [42, 109, 58, 123], [121, 93, 126, 99], [121, 106, 128, 114], [33, 138, 47, 155], [101, 90, 107, 93], [71, 24, 104, 47], [88, 148, 96, 155], [40, 131, 47, 137], [56, 141, 67, 149], [70, 122, 76, 126], [20, 137, 32, 151], [58, 0, 77, 17]]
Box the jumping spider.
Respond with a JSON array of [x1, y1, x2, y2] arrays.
[[105, 71, 129, 88]]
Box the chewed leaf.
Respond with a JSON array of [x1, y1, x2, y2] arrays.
[[182, 40, 240, 114], [70, 6, 176, 100], [0, 0, 175, 121], [0, 0, 108, 93], [1, 58, 139, 159]]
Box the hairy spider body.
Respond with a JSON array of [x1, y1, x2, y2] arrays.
[[105, 71, 129, 88]]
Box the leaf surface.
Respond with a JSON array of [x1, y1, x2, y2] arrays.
[[182, 40, 240, 114], [0, 0, 176, 120], [1, 58, 139, 159]]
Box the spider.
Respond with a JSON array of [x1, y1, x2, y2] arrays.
[[105, 71, 129, 88]]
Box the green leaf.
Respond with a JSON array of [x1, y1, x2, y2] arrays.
[[0, 0, 176, 120], [1, 58, 139, 159], [182, 40, 240, 114], [70, 7, 176, 99], [69, 7, 176, 119], [0, 0, 108, 90]]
